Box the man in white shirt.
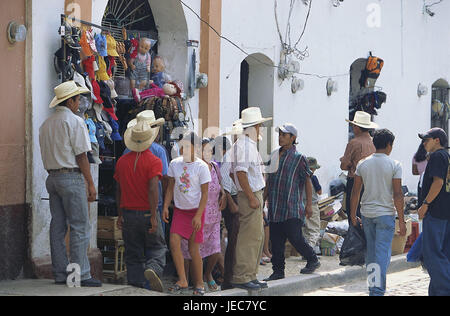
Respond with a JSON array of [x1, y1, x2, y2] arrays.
[[230, 107, 271, 291], [39, 81, 100, 287], [350, 128, 406, 296]]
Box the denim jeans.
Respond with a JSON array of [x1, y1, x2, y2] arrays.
[[46, 172, 91, 282], [122, 210, 167, 288], [361, 215, 395, 296], [422, 215, 450, 296]]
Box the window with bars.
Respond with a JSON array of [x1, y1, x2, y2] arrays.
[[431, 82, 449, 141]]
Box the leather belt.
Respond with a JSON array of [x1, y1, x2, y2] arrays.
[[48, 168, 81, 174]]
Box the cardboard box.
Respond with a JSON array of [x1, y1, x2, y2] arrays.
[[98, 216, 123, 241], [391, 219, 412, 256]]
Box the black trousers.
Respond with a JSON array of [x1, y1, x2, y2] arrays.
[[221, 195, 240, 289], [269, 218, 316, 276], [345, 177, 363, 226]]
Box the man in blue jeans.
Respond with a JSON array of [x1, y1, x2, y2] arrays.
[[351, 129, 406, 296], [39, 81, 101, 287], [417, 128, 450, 296]]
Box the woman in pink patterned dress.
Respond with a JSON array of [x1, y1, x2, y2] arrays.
[[181, 138, 226, 291]]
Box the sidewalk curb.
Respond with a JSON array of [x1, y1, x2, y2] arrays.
[[206, 254, 420, 296]]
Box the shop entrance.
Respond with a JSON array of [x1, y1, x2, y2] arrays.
[[431, 79, 449, 143]]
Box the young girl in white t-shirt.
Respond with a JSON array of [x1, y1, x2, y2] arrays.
[[163, 132, 211, 296]]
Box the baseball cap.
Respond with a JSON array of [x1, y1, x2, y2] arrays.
[[418, 127, 448, 147], [276, 123, 298, 137]]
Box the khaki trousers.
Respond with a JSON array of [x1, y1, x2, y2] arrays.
[[231, 190, 264, 284], [302, 203, 321, 248]]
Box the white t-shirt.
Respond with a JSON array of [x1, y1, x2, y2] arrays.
[[168, 157, 212, 210], [355, 153, 403, 218]]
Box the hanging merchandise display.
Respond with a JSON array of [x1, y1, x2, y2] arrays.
[[350, 90, 387, 117], [359, 52, 384, 89]]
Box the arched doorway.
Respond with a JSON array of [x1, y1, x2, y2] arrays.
[[239, 53, 275, 153], [431, 79, 449, 142]]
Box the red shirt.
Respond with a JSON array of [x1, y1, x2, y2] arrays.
[[114, 150, 163, 211]]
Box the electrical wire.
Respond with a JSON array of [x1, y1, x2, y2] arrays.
[[179, 0, 349, 79]]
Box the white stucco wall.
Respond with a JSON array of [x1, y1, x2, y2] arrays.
[[220, 0, 450, 195]]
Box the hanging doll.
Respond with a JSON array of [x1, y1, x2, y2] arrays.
[[128, 37, 152, 91], [150, 56, 170, 88]]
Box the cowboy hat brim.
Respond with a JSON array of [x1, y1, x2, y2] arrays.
[[124, 125, 160, 153], [49, 86, 91, 108], [345, 119, 379, 129], [127, 117, 165, 129], [241, 117, 273, 129]]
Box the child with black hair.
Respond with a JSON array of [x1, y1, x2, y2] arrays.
[[163, 132, 211, 296]]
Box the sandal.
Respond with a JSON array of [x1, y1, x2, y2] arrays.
[[260, 259, 267, 266], [167, 283, 188, 294], [193, 287, 205, 296], [206, 280, 218, 291]]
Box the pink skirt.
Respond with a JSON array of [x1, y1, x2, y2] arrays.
[[170, 207, 205, 244]]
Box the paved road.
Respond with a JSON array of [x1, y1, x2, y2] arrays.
[[303, 267, 430, 296]]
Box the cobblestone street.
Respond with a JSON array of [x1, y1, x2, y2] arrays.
[[303, 267, 430, 296]]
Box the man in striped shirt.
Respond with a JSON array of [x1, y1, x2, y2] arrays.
[[264, 123, 320, 281]]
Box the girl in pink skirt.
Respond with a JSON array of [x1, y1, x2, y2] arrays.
[[181, 138, 226, 291], [163, 132, 211, 296]]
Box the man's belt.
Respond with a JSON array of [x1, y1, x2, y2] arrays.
[[48, 168, 81, 174]]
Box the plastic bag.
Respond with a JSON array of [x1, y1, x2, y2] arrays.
[[339, 224, 366, 266]]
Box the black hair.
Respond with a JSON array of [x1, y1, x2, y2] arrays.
[[61, 95, 79, 107], [182, 131, 201, 146], [372, 129, 395, 150], [414, 142, 427, 162], [213, 136, 231, 153]]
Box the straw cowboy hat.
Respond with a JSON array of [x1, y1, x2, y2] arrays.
[[222, 119, 243, 136], [124, 121, 159, 153], [346, 111, 379, 129], [240, 107, 272, 129], [127, 110, 165, 129], [49, 81, 90, 108]]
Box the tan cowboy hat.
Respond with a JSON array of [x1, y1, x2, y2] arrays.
[[124, 121, 158, 153], [49, 81, 90, 108], [346, 111, 379, 129], [127, 110, 165, 129], [240, 107, 272, 128]]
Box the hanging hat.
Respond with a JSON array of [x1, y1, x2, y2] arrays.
[[129, 38, 139, 59], [106, 35, 120, 57], [107, 56, 116, 77], [80, 30, 93, 56], [99, 81, 118, 121], [127, 110, 165, 129], [240, 107, 272, 129], [85, 118, 98, 143], [89, 142, 102, 165], [104, 79, 118, 99], [63, 21, 81, 50], [82, 55, 96, 80], [94, 120, 106, 150], [49, 81, 90, 108], [346, 111, 379, 129], [86, 29, 97, 54], [307, 157, 321, 170], [97, 56, 111, 81], [95, 33, 108, 57], [90, 79, 104, 104], [124, 121, 159, 153], [109, 119, 122, 141], [76, 95, 91, 119]]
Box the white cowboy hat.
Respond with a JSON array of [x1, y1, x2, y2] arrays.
[[346, 111, 379, 129], [124, 121, 159, 153], [127, 110, 165, 129], [240, 107, 272, 128], [49, 81, 90, 108], [222, 119, 243, 136]]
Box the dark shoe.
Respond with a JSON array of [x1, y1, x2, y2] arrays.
[[231, 281, 261, 290], [80, 278, 102, 287], [263, 273, 285, 281], [251, 279, 268, 289], [144, 269, 164, 293], [300, 260, 321, 274]]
